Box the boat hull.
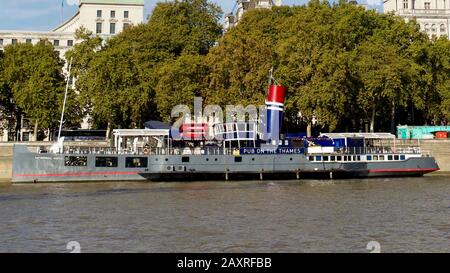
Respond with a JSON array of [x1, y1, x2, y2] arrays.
[[11, 145, 439, 183]]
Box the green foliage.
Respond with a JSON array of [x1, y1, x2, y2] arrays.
[[0, 41, 82, 139], [3, 0, 449, 137], [67, 0, 223, 128]]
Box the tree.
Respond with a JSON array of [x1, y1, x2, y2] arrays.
[[205, 6, 292, 107], [155, 54, 209, 121], [70, 0, 223, 133], [354, 40, 415, 132], [2, 41, 77, 140]]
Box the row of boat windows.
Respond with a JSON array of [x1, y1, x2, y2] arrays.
[[64, 154, 408, 167], [64, 156, 290, 167], [65, 156, 148, 168], [65, 156, 246, 167], [308, 155, 406, 162]]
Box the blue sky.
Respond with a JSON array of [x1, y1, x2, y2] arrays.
[[0, 0, 381, 31]]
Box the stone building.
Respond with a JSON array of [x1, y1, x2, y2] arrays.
[[224, 0, 283, 30], [0, 0, 145, 142], [0, 0, 145, 58], [383, 0, 450, 38]]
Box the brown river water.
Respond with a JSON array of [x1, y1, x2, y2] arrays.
[[0, 176, 449, 253]]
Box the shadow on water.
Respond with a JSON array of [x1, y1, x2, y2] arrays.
[[0, 175, 448, 202]]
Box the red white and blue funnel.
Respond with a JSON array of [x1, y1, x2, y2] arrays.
[[265, 83, 287, 143]]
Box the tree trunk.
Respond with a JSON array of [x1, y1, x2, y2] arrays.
[[106, 122, 112, 141], [370, 107, 376, 133], [390, 101, 396, 134], [307, 121, 312, 138], [33, 120, 39, 142], [15, 110, 22, 141]]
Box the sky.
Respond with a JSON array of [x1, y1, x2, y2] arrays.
[[0, 0, 382, 31]]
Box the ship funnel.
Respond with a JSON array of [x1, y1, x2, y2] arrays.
[[265, 84, 287, 144]]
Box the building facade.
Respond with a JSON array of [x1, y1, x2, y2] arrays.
[[0, 0, 145, 58], [0, 0, 145, 142], [383, 0, 450, 38], [225, 0, 283, 30]]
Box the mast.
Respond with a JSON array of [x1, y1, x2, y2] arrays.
[[58, 58, 73, 141]]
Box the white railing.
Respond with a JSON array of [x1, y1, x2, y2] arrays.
[[398, 8, 450, 15]]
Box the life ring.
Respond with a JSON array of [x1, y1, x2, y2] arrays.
[[143, 148, 150, 155]]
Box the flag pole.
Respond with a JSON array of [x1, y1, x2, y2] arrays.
[[58, 57, 73, 141]]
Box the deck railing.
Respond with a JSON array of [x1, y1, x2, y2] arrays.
[[62, 146, 234, 156], [60, 145, 424, 156], [341, 146, 421, 155]]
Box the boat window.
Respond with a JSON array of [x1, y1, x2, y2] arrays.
[[394, 155, 400, 160], [65, 156, 88, 167], [379, 155, 385, 161], [367, 155, 372, 161], [235, 157, 242, 163], [330, 156, 336, 161], [373, 155, 379, 161], [348, 156, 352, 162], [357, 156, 361, 161], [337, 156, 342, 161], [182, 157, 190, 163], [125, 157, 148, 168], [309, 156, 314, 161], [343, 156, 348, 162], [95, 157, 118, 168], [315, 156, 322, 161], [353, 156, 358, 161], [323, 156, 329, 161], [400, 155, 406, 160], [388, 155, 393, 161]]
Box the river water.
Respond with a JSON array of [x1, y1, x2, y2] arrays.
[[0, 176, 449, 253]]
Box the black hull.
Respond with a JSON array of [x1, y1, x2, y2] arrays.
[[141, 170, 430, 182]]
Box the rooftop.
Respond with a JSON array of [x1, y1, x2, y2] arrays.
[[80, 0, 145, 5]]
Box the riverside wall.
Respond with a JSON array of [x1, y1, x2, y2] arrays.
[[1, 140, 449, 183]]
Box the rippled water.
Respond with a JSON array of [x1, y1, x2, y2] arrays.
[[0, 176, 449, 253]]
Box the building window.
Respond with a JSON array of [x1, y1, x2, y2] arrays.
[[124, 10, 129, 18], [424, 2, 430, 9], [403, 0, 408, 9], [67, 40, 73, 47], [111, 10, 116, 18], [424, 23, 429, 32], [97, 10, 102, 18], [431, 24, 436, 32], [123, 23, 130, 30], [26, 39, 32, 44], [12, 39, 17, 45], [110, 23, 116, 34], [53, 40, 59, 47], [440, 24, 446, 32], [0, 38, 3, 46], [96, 22, 102, 34]]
